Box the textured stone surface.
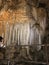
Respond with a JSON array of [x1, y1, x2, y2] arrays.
[[0, 0, 49, 63]]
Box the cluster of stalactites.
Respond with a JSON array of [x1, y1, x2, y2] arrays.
[[4, 21, 44, 51]]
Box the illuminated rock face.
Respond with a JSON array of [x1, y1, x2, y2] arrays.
[[0, 0, 46, 51]]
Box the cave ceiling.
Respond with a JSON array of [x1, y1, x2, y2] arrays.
[[0, 0, 49, 10]]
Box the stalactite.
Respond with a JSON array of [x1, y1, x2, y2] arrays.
[[4, 21, 46, 54], [4, 22, 10, 46], [11, 25, 14, 43], [7, 25, 13, 45], [15, 24, 18, 44]]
